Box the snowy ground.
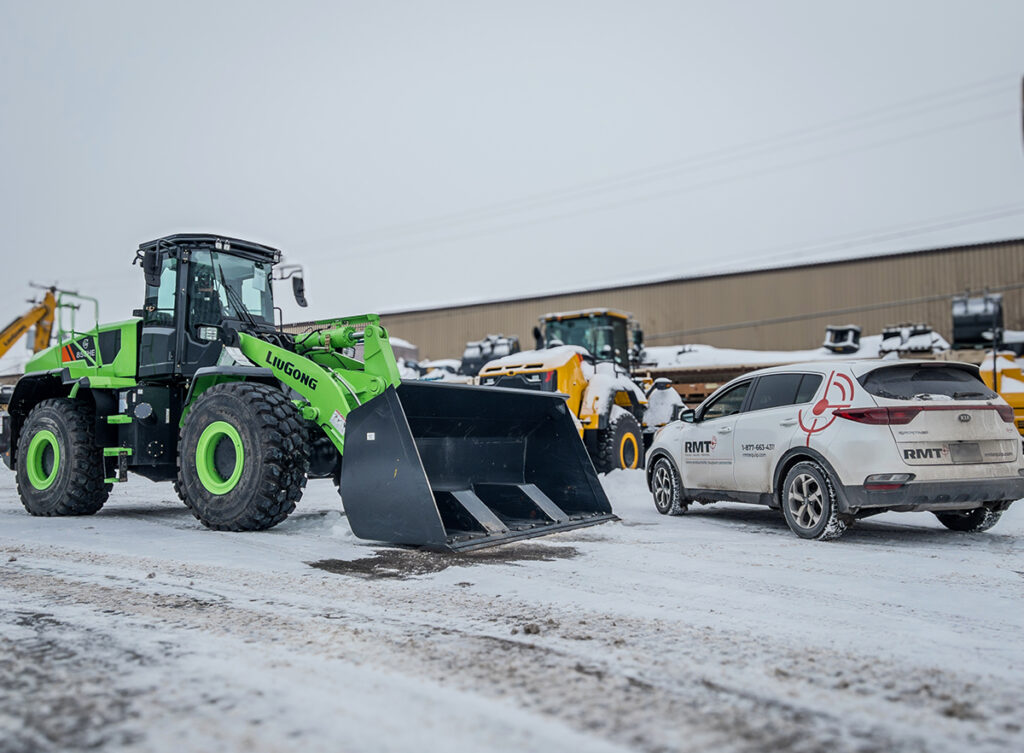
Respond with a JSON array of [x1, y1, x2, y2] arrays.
[[1, 470, 1022, 753]]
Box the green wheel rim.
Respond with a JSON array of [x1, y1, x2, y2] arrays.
[[26, 429, 61, 490], [195, 421, 245, 495]]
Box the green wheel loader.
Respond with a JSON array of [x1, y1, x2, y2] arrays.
[[0, 234, 613, 551]]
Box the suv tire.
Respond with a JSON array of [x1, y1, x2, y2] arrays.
[[934, 506, 1002, 532], [651, 456, 686, 515], [781, 461, 849, 541]]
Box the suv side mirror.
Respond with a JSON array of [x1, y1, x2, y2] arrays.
[[672, 406, 696, 423], [142, 250, 161, 288], [292, 275, 308, 307]]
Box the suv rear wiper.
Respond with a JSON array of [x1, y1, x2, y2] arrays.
[[870, 388, 904, 399]]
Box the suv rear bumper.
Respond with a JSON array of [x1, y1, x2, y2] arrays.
[[841, 476, 1024, 513]]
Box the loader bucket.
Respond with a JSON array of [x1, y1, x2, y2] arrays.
[[338, 381, 615, 551]]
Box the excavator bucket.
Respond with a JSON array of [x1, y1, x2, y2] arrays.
[[338, 381, 615, 551]]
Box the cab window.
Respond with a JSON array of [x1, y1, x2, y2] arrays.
[[142, 257, 177, 327], [700, 381, 751, 421]]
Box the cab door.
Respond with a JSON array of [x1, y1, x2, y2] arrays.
[[733, 372, 823, 493], [680, 379, 752, 491], [138, 254, 180, 378]]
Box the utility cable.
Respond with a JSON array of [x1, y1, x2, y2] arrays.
[[296, 73, 1018, 249]]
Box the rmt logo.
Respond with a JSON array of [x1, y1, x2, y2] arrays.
[[685, 440, 714, 454], [903, 447, 946, 460]]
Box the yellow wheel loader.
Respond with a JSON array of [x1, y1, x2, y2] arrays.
[[478, 309, 681, 472]]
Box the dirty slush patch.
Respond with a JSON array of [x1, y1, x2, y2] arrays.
[[0, 610, 152, 753], [309, 543, 579, 579]]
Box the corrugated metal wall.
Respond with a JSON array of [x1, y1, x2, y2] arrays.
[[375, 239, 1024, 359]]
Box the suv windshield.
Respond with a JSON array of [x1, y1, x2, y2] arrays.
[[859, 364, 997, 400], [545, 315, 629, 366]]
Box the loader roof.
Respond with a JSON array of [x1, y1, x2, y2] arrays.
[[541, 308, 631, 322], [138, 234, 282, 264]]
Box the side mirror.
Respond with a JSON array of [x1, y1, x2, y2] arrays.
[[142, 250, 161, 288], [532, 325, 543, 350], [672, 406, 696, 423], [634, 328, 644, 347], [292, 275, 308, 307]]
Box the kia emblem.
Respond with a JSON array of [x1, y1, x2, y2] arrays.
[[958, 413, 971, 423]]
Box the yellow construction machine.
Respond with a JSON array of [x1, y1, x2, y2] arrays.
[[0, 286, 59, 361], [980, 354, 1024, 436], [1, 286, 63, 409], [478, 308, 680, 472]]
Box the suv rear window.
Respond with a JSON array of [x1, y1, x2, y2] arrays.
[[859, 365, 997, 400]]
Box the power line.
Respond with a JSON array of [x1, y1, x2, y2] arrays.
[[295, 73, 1018, 249], [308, 107, 1015, 262]]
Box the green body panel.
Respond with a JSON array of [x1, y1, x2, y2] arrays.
[[23, 319, 140, 384], [235, 315, 402, 455]]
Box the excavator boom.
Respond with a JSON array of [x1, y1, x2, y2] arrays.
[[0, 289, 57, 359]]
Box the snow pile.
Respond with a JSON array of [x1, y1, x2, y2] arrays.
[[480, 345, 590, 373], [644, 331, 950, 371], [643, 383, 683, 426], [580, 363, 646, 418], [979, 353, 1024, 393]]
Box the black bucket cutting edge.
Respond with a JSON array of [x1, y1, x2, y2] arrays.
[[338, 381, 616, 551]]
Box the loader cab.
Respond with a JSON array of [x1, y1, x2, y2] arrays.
[[137, 234, 282, 379], [539, 309, 633, 368]]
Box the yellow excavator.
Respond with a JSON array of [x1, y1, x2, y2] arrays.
[[0, 287, 59, 359], [0, 287, 62, 408]]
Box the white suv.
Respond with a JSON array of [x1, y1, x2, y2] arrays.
[[645, 360, 1024, 540]]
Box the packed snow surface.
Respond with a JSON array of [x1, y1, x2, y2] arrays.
[[1, 470, 1022, 752]]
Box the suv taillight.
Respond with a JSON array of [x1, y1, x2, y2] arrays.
[[833, 407, 922, 425], [836, 404, 1014, 424], [995, 404, 1015, 423]]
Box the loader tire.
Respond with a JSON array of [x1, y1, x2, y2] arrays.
[[596, 411, 644, 473], [177, 382, 309, 531], [16, 398, 110, 516]]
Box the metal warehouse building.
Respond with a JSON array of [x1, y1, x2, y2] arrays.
[[369, 238, 1024, 360]]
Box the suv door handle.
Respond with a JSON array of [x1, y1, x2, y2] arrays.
[[717, 426, 733, 434], [780, 419, 797, 426]]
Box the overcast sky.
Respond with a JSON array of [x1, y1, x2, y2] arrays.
[[1, 0, 1023, 333]]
